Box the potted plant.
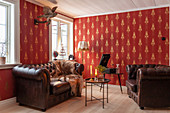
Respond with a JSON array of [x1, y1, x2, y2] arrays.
[[95, 65, 107, 80], [0, 45, 6, 64]]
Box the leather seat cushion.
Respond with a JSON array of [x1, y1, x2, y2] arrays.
[[126, 79, 137, 92], [50, 81, 71, 95]]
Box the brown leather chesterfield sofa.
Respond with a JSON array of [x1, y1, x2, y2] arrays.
[[126, 64, 170, 110], [12, 60, 84, 111]]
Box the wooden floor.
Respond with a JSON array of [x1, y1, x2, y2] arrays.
[[0, 85, 170, 113]]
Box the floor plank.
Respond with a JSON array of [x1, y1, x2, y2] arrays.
[[0, 85, 170, 113]]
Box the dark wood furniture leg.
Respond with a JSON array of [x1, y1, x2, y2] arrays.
[[117, 74, 123, 94]]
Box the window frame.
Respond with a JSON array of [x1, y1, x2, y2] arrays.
[[49, 18, 73, 60], [0, 0, 20, 69]]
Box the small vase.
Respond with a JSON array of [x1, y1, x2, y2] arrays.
[[116, 64, 120, 74], [0, 57, 6, 64]]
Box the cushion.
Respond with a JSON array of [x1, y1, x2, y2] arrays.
[[60, 60, 77, 75], [52, 60, 62, 77], [126, 79, 137, 92], [50, 81, 71, 95]]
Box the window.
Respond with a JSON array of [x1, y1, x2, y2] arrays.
[[0, 3, 8, 62], [51, 19, 73, 60], [0, 0, 20, 66]]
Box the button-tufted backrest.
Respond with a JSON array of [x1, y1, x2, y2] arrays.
[[26, 62, 57, 77], [126, 64, 158, 79]]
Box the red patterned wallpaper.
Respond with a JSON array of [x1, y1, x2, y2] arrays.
[[0, 0, 49, 101], [20, 0, 49, 64], [74, 7, 169, 86], [0, 69, 15, 101]]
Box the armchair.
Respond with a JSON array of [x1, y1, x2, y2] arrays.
[[126, 64, 170, 109]]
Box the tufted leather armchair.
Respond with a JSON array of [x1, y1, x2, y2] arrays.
[[126, 64, 170, 109], [13, 61, 84, 111]]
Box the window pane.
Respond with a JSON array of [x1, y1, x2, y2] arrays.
[[62, 35, 67, 46], [61, 23, 67, 36], [52, 24, 58, 34], [0, 25, 6, 42], [0, 5, 6, 25], [0, 44, 6, 57], [62, 35, 67, 56]]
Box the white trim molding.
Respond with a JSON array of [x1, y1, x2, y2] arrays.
[[13, 0, 20, 64], [76, 4, 170, 18], [0, 63, 21, 69], [49, 23, 52, 61]]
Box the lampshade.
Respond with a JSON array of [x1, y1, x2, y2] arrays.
[[78, 41, 89, 51]]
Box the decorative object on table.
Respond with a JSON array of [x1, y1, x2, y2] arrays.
[[53, 51, 59, 60], [34, 6, 58, 26], [77, 41, 89, 64], [116, 64, 120, 73], [94, 69, 98, 81], [95, 65, 107, 73], [95, 65, 107, 81], [0, 45, 6, 64], [90, 65, 93, 81]]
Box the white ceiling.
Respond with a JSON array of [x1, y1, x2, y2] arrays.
[[27, 0, 170, 18]]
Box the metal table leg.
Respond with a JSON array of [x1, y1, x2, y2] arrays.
[[91, 83, 92, 101], [118, 74, 123, 94], [103, 83, 104, 109], [85, 81, 87, 106], [107, 83, 108, 103]]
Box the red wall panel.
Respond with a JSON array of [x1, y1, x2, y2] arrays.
[[74, 7, 169, 86], [20, 0, 49, 64], [0, 69, 15, 101]]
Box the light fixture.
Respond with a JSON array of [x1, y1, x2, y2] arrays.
[[78, 41, 89, 63]]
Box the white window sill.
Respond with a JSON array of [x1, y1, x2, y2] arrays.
[[0, 63, 21, 69]]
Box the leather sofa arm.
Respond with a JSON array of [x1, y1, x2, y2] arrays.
[[75, 63, 84, 75], [126, 64, 138, 79], [137, 67, 170, 80], [13, 65, 50, 81]]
